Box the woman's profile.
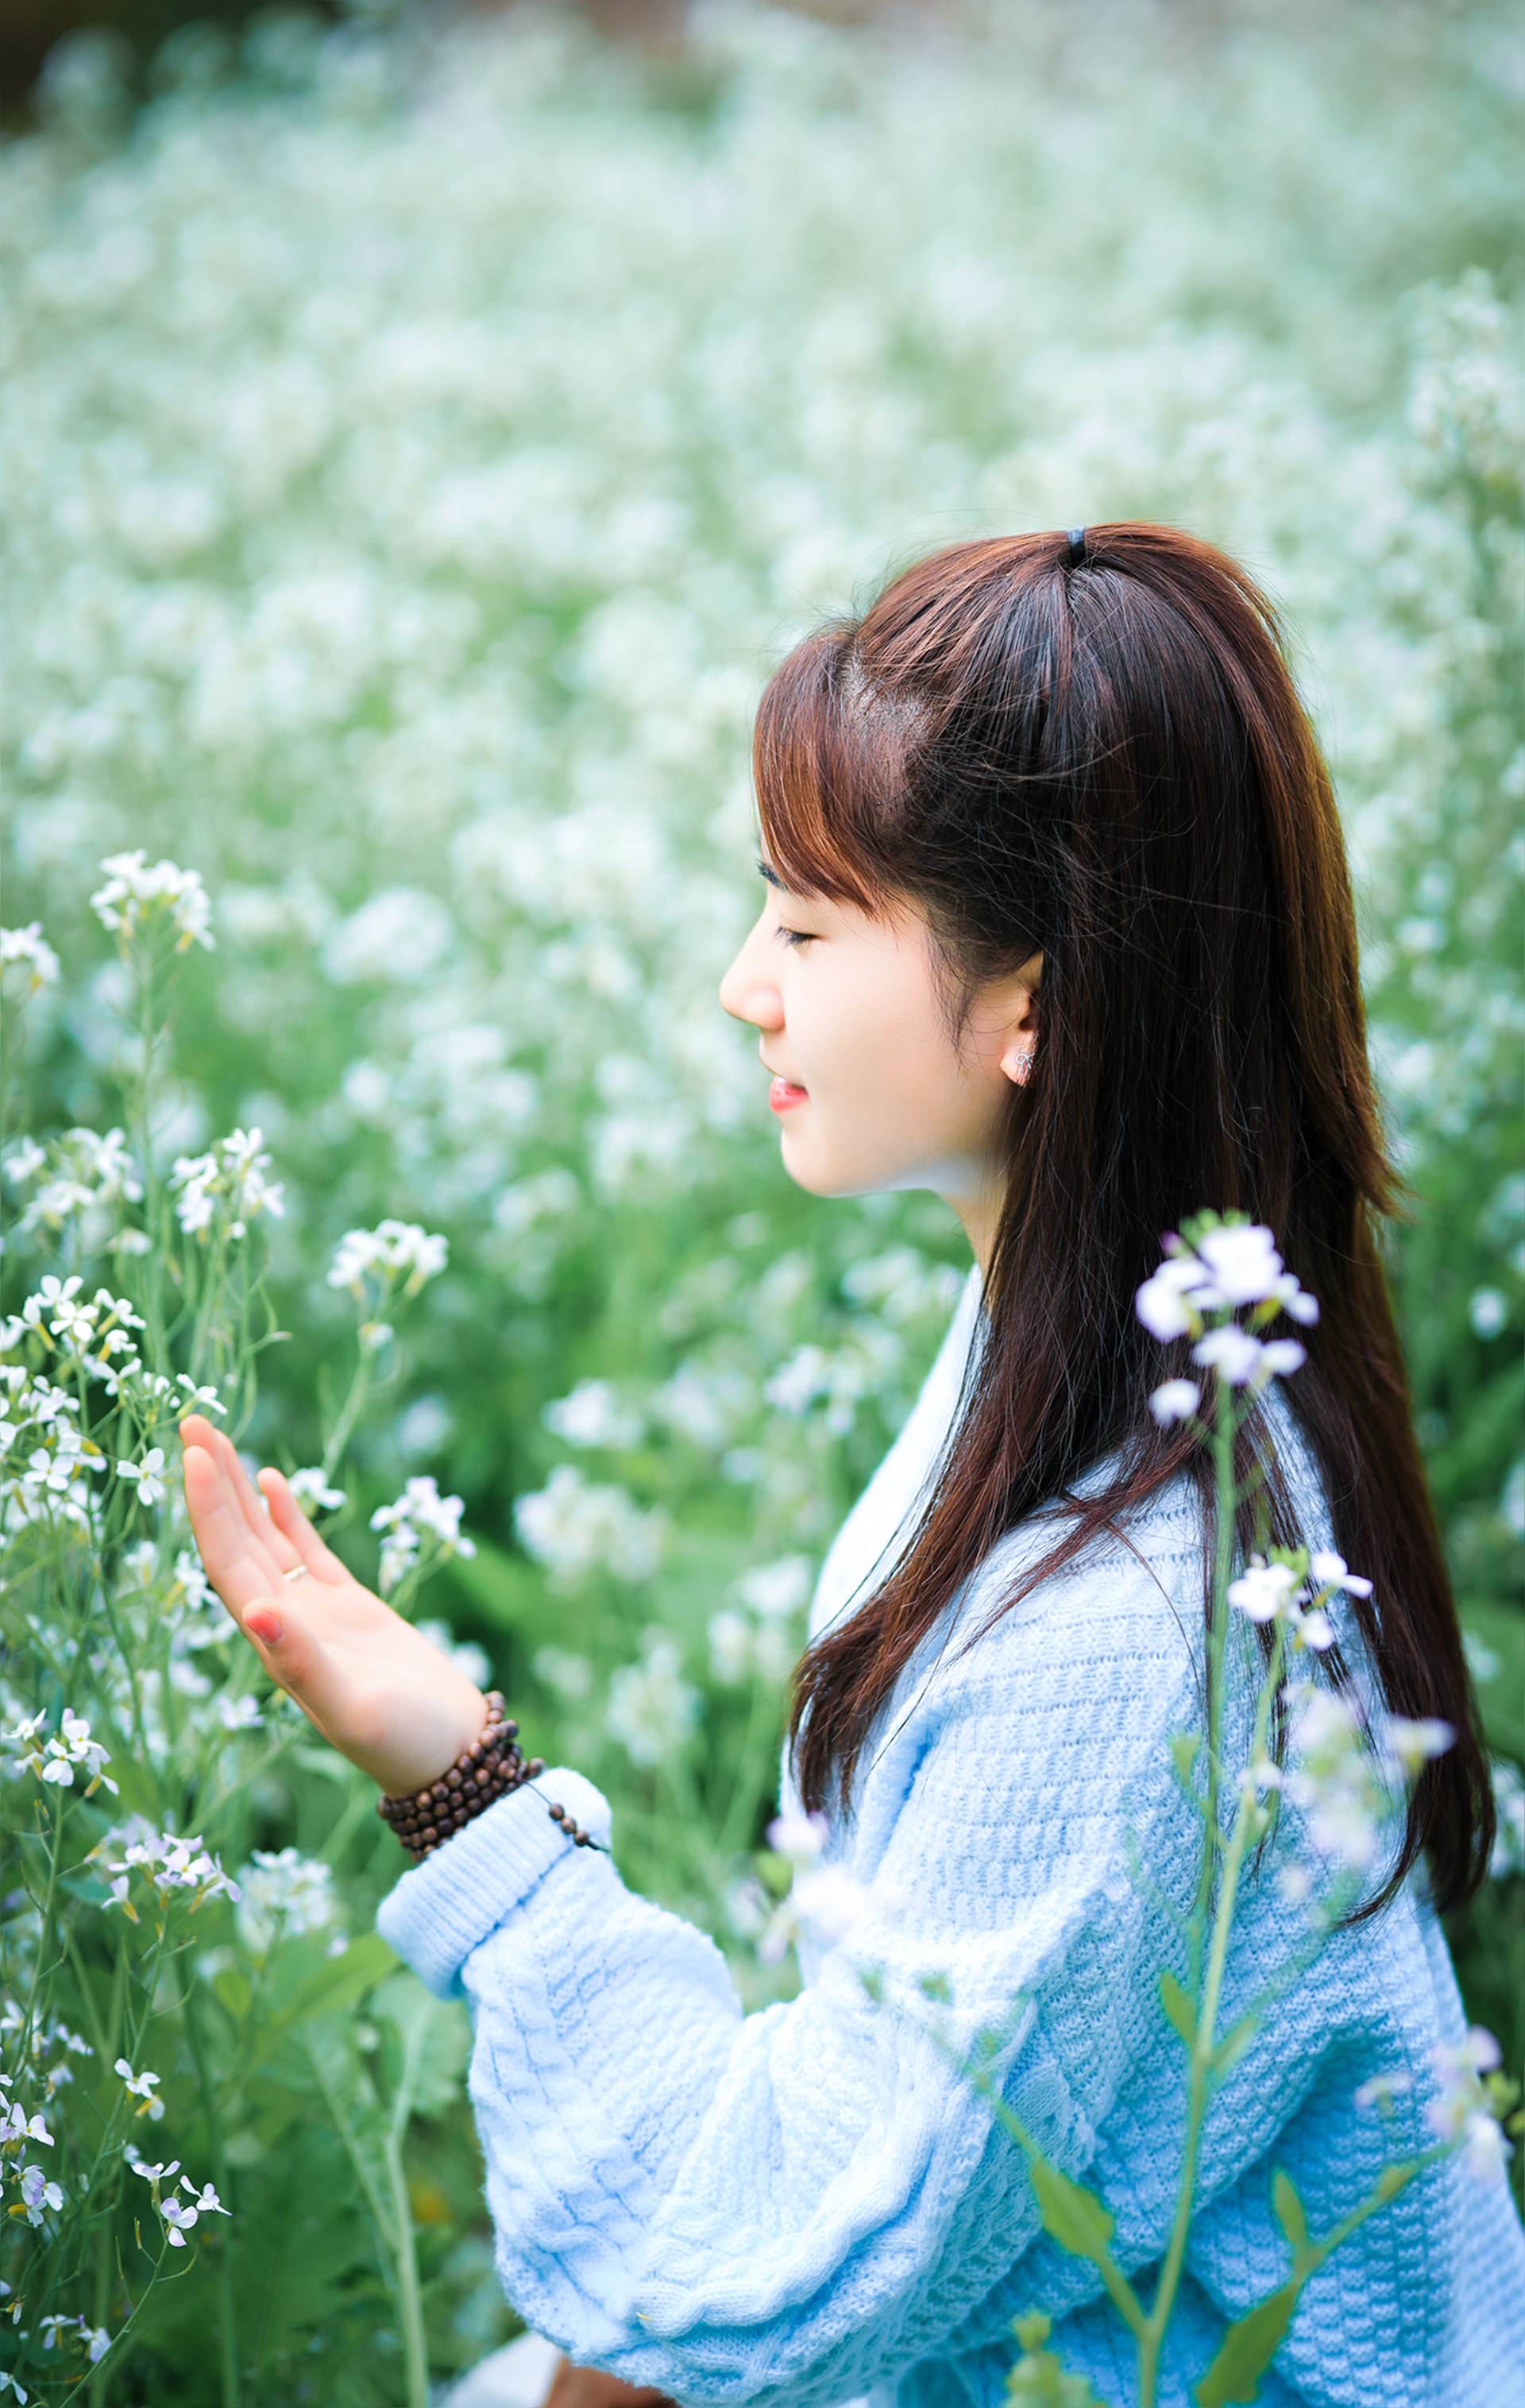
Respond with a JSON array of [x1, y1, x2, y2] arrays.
[[180, 524, 1524, 2406]]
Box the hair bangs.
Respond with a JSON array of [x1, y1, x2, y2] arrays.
[[752, 628, 917, 912]]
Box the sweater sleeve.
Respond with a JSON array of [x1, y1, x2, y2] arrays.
[[375, 1522, 1282, 2406]]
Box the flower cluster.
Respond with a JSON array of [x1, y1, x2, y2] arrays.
[[1139, 1221, 1318, 1420], [170, 1128, 285, 1239], [328, 1221, 448, 1301], [90, 851, 214, 953], [0, 921, 60, 992], [1226, 1547, 1373, 1655], [758, 1809, 902, 1963], [6, 1708, 117, 1796], [709, 1553, 813, 1686], [234, 1847, 340, 1955], [604, 1630, 700, 1767], [93, 1820, 241, 1919], [1421, 2029, 1517, 2186], [369, 1474, 476, 1596], [515, 1464, 665, 1590], [125, 2151, 230, 2246]]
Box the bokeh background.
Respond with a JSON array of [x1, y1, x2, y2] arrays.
[[2, 0, 1522, 2388]]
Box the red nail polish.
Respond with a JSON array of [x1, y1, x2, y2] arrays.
[[246, 1608, 284, 1644]]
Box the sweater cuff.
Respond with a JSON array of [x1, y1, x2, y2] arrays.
[[375, 1767, 612, 1999]]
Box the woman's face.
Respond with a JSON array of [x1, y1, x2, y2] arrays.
[[719, 864, 1040, 1257]]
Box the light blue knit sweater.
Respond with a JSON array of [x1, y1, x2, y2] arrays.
[[379, 1273, 1525, 2407]]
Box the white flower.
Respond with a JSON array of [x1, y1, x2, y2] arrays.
[[604, 1632, 699, 1766], [1, 920, 61, 989], [327, 1220, 448, 1298], [1191, 1324, 1266, 1387], [1378, 1715, 1456, 1783], [369, 1474, 474, 1594], [288, 1466, 346, 1514], [125, 2151, 180, 2184], [708, 1607, 753, 1685], [766, 1808, 829, 1864], [17, 2164, 64, 2226], [236, 1847, 338, 1953], [1136, 1229, 1319, 1343], [175, 1375, 227, 1417], [1191, 1223, 1288, 1306], [170, 1131, 283, 1237], [1353, 2067, 1414, 2115], [737, 1555, 813, 1619], [174, 1549, 213, 1609], [3, 1136, 47, 1187], [1283, 1685, 1387, 1870], [1226, 1557, 1303, 1623], [1134, 1258, 1203, 1341], [1307, 1549, 1374, 1599], [216, 1693, 264, 1732], [117, 1447, 168, 1508], [1424, 2029, 1511, 2183], [91, 851, 214, 952], [542, 1379, 642, 1449], [114, 2059, 164, 2119], [1149, 1377, 1201, 1426], [514, 1464, 663, 1589]]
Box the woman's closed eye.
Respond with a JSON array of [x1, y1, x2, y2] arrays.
[[778, 925, 818, 949]]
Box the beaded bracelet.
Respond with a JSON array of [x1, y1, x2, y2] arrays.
[[376, 1691, 601, 1863]]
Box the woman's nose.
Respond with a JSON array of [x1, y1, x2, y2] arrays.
[[719, 926, 784, 1030]]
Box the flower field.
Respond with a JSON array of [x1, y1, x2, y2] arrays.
[[1, 1, 1521, 2397]]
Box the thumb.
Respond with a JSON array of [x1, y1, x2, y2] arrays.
[[241, 1594, 333, 1731]]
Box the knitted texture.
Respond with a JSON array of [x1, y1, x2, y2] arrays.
[[378, 1275, 1525, 2407]]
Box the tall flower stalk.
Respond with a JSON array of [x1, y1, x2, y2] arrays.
[[772, 1217, 1521, 2407], [0, 875, 459, 2406]]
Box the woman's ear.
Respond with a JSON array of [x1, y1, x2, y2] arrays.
[[995, 954, 1043, 1085], [998, 1036, 1036, 1086]]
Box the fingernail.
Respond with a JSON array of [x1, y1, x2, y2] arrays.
[[246, 1608, 284, 1644]]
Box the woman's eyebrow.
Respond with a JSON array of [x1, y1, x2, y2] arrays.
[[756, 859, 783, 888]]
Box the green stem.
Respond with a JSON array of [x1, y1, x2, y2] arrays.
[[181, 1970, 239, 2408], [382, 2120, 429, 2408], [1137, 1625, 1286, 2408]]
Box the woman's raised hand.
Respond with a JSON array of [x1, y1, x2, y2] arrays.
[[179, 1414, 488, 1798]]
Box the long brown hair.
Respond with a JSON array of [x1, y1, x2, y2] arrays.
[[762, 524, 1492, 1915]]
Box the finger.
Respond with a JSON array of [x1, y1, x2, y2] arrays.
[[257, 1467, 350, 1584], [181, 1418, 307, 1579], [239, 1592, 337, 1741], [182, 1441, 292, 1621]]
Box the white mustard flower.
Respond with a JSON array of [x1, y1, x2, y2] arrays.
[[327, 1220, 448, 1299], [1149, 1377, 1201, 1426], [1, 921, 61, 990], [542, 1379, 643, 1449], [515, 1464, 663, 1589], [236, 1847, 338, 1953], [287, 1467, 346, 1514], [117, 1448, 168, 1509], [604, 1632, 699, 1766], [91, 851, 214, 953]]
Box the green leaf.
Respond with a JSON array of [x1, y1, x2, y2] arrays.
[[265, 1934, 397, 2044], [1169, 1731, 1201, 1785], [1029, 2159, 1117, 2266], [1212, 2012, 1259, 2077], [213, 1966, 252, 2022], [1270, 2171, 1306, 2249], [1193, 2284, 1298, 2406], [1160, 1970, 1195, 2046], [1373, 2159, 1417, 2204]]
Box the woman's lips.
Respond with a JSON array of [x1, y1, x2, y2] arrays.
[[769, 1077, 808, 1113]]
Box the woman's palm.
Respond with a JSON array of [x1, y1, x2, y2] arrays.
[[180, 1414, 487, 1796]]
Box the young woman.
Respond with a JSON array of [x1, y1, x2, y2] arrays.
[[180, 526, 1524, 2406]]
